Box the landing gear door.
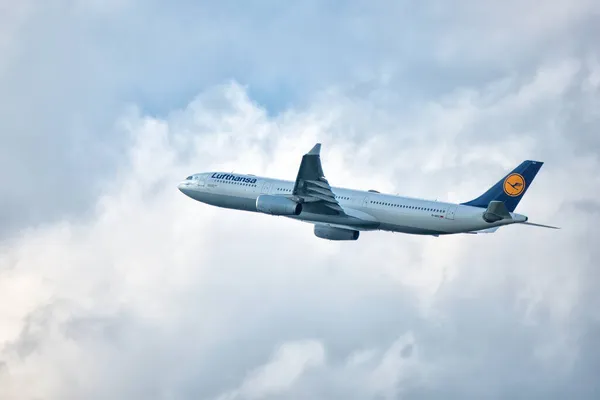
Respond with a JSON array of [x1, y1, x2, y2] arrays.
[[445, 205, 458, 220]]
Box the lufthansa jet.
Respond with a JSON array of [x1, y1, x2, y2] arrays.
[[178, 143, 558, 240]]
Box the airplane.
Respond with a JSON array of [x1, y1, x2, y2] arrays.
[[178, 143, 559, 240]]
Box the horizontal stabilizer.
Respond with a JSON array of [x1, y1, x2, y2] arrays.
[[521, 221, 560, 229], [483, 200, 512, 223], [477, 227, 500, 233], [464, 227, 500, 234]]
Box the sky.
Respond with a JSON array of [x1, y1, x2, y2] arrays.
[[1, 0, 600, 399]]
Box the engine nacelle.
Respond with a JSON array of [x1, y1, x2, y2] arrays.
[[256, 195, 302, 216], [314, 225, 360, 241]]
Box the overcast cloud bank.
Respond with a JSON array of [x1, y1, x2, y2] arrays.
[[1, 1, 600, 399]]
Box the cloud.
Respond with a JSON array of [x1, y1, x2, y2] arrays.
[[215, 340, 325, 400], [215, 333, 422, 400], [1, 62, 599, 399], [1, 0, 599, 236], [1, 1, 600, 399]]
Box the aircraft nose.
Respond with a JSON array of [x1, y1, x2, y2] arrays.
[[178, 181, 193, 196]]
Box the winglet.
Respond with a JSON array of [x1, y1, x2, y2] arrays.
[[308, 143, 321, 155]]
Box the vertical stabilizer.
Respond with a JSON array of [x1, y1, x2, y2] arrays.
[[461, 160, 543, 212]]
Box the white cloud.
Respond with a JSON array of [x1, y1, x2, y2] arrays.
[[1, 0, 598, 236], [0, 65, 599, 398], [367, 333, 421, 399], [1, 1, 600, 398], [216, 340, 325, 400]]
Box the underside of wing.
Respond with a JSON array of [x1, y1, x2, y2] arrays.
[[291, 143, 346, 216], [465, 227, 500, 234], [311, 222, 375, 231]]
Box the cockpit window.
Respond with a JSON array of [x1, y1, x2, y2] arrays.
[[186, 176, 193, 180]]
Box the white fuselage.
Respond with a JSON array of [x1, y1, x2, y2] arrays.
[[178, 172, 527, 235]]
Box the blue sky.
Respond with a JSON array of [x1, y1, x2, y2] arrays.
[[1, 1, 600, 399]]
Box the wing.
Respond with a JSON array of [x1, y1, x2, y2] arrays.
[[465, 227, 500, 234], [291, 143, 346, 216]]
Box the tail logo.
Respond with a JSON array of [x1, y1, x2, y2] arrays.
[[503, 173, 525, 197]]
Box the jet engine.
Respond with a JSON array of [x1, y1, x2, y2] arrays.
[[256, 195, 302, 216], [314, 225, 360, 241]]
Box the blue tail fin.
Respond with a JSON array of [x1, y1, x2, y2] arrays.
[[461, 160, 544, 212]]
